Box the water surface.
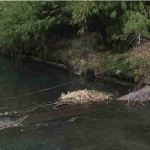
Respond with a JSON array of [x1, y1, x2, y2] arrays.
[[0, 55, 150, 150]]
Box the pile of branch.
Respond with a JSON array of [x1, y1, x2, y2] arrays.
[[26, 90, 113, 113], [59, 89, 113, 104], [27, 101, 72, 113]]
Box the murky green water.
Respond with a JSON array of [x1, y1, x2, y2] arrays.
[[0, 55, 150, 150]]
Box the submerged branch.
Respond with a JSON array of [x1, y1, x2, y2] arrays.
[[0, 115, 28, 131]]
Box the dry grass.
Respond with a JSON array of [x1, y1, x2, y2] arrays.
[[48, 35, 150, 82], [59, 89, 113, 104]]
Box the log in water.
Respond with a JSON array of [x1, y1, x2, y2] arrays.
[[117, 86, 150, 101]]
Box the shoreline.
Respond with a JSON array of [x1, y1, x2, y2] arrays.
[[0, 50, 135, 85]]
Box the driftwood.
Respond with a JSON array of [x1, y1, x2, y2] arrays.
[[27, 101, 72, 113], [29, 56, 68, 70], [117, 74, 150, 111], [56, 117, 79, 125]]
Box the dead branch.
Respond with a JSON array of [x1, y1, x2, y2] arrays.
[[25, 89, 113, 113], [0, 115, 28, 131]]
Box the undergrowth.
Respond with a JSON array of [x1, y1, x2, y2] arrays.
[[33, 34, 150, 83]]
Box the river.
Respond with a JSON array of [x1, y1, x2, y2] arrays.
[[0, 55, 150, 150]]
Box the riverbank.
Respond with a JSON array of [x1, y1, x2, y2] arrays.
[[29, 33, 150, 83], [2, 33, 150, 83]]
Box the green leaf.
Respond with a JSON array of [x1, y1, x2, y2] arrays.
[[110, 10, 116, 18], [121, 2, 127, 11]]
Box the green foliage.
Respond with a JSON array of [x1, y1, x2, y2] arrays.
[[0, 1, 67, 56], [123, 11, 150, 37], [0, 1, 149, 56], [110, 10, 117, 18]]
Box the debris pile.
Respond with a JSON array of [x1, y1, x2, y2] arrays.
[[22, 90, 113, 113], [59, 89, 113, 104]]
